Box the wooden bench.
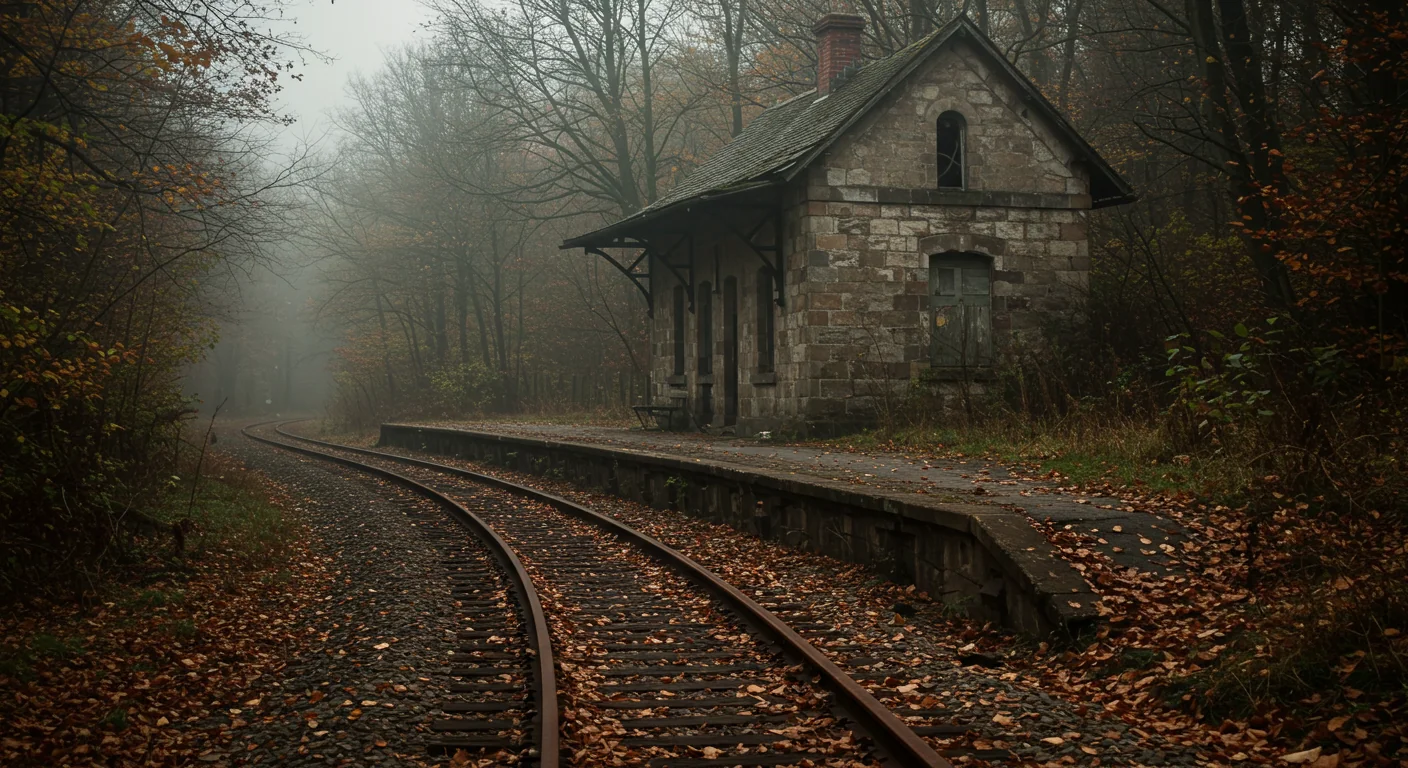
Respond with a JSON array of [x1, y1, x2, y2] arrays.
[[631, 395, 689, 430]]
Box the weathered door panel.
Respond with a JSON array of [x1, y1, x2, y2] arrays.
[[929, 254, 992, 368]]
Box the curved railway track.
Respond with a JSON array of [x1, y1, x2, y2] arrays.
[[244, 421, 949, 768], [241, 422, 558, 765]]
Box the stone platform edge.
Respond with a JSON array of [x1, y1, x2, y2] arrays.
[[380, 423, 1100, 638]]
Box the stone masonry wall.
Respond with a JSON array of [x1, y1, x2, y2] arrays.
[[647, 37, 1097, 435], [648, 222, 803, 434], [784, 38, 1093, 429]]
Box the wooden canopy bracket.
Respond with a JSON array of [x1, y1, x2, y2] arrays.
[[649, 234, 695, 312], [725, 206, 786, 308], [586, 246, 654, 316]]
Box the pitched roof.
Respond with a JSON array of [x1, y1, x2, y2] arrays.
[[563, 16, 1134, 249]]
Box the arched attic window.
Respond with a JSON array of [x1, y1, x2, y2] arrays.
[[937, 111, 966, 189]]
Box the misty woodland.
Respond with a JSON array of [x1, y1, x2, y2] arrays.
[[0, 0, 1405, 766]]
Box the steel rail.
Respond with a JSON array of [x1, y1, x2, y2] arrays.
[[272, 422, 951, 768], [240, 422, 560, 767]]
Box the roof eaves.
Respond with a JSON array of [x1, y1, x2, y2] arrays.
[[559, 179, 780, 250], [1092, 190, 1139, 209]]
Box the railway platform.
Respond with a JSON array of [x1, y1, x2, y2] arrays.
[[379, 421, 1189, 638]]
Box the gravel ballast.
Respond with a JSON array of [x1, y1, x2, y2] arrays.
[[207, 429, 497, 767]]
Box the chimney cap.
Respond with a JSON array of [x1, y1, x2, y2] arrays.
[[812, 12, 866, 35]]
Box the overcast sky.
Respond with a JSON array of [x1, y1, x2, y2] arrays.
[[274, 0, 433, 147]]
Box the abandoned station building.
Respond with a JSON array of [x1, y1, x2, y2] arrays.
[[565, 14, 1134, 436]]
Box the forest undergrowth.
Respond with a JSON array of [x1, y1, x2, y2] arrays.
[[827, 334, 1407, 766], [0, 452, 318, 766]]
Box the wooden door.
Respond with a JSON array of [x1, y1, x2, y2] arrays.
[[929, 253, 992, 368], [723, 277, 738, 426]]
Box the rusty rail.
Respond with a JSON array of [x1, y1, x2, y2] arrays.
[[240, 422, 559, 767], [272, 422, 951, 768]]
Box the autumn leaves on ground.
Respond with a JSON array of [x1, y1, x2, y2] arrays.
[[1, 0, 1405, 766], [811, 417, 1407, 767], [0, 455, 325, 765], [1009, 477, 1406, 767], [4, 430, 1401, 767]]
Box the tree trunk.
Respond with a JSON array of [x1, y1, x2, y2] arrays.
[[1058, 0, 1082, 110], [723, 0, 747, 137], [909, 0, 932, 41], [373, 281, 396, 398], [1189, 0, 1296, 307], [455, 249, 471, 365], [636, 0, 659, 203]]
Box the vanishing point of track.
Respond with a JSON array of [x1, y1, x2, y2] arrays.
[[244, 420, 950, 768]]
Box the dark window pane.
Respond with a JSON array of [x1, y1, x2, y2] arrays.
[[937, 112, 965, 189], [934, 268, 956, 296], [960, 269, 989, 295]]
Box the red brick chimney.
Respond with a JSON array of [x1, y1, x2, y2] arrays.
[[813, 13, 866, 95]]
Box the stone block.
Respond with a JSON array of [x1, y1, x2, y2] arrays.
[[838, 216, 868, 234], [994, 221, 1024, 241], [859, 251, 887, 269], [898, 219, 929, 237], [1026, 222, 1060, 240], [819, 378, 857, 398], [886, 251, 919, 269], [831, 251, 860, 268], [893, 294, 923, 311], [881, 310, 919, 326], [1007, 239, 1047, 257], [869, 218, 899, 235], [803, 396, 846, 418]]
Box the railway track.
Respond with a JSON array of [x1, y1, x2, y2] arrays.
[[241, 422, 557, 765], [244, 421, 950, 768]]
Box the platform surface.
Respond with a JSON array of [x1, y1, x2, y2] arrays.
[[406, 421, 1188, 575]]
